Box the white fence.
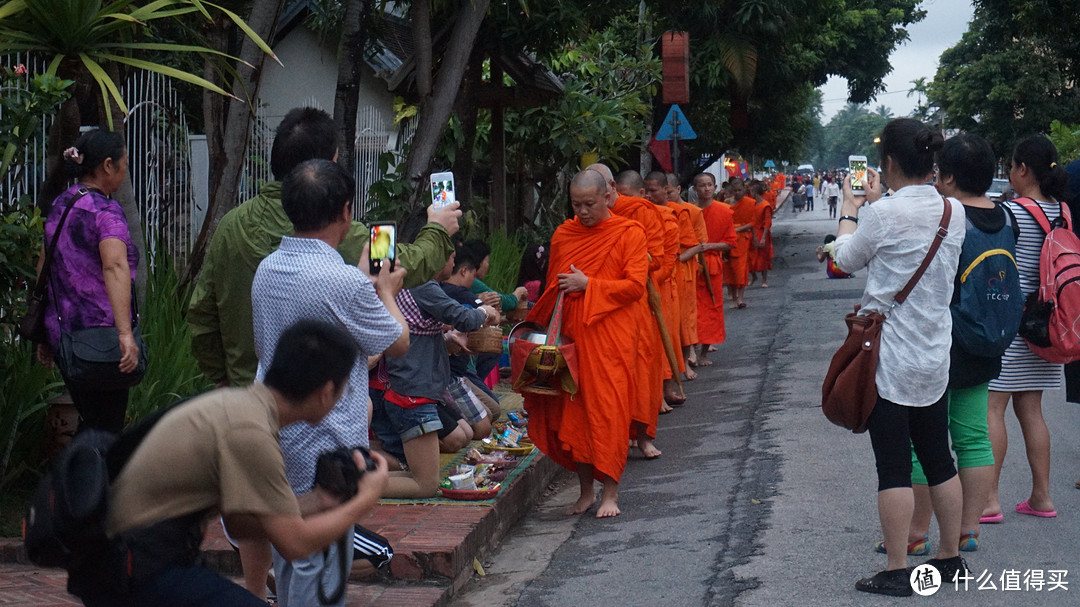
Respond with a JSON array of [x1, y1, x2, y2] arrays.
[[2, 57, 408, 263]]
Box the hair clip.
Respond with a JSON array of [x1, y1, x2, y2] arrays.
[[63, 147, 83, 164], [1051, 162, 1058, 169], [536, 245, 545, 260]]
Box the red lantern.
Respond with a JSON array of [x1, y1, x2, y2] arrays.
[[662, 32, 689, 105]]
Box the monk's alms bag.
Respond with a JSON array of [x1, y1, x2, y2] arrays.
[[511, 292, 579, 396], [821, 197, 951, 433]]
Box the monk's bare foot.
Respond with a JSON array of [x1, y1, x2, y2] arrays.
[[629, 439, 638, 448], [596, 483, 620, 518], [569, 493, 597, 515], [707, 345, 718, 352], [637, 438, 662, 459], [659, 403, 674, 414], [761, 282, 769, 288], [684, 367, 698, 380], [697, 358, 714, 367]]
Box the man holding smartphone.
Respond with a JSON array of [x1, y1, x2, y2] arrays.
[[252, 159, 409, 606]]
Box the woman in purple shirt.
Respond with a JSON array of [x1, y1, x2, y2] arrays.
[[35, 129, 140, 433]]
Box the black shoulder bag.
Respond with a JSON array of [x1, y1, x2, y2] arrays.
[[18, 187, 89, 342]]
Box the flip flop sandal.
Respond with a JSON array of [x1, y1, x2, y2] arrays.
[[1015, 499, 1057, 518], [873, 534, 930, 556], [959, 531, 978, 552], [979, 512, 1003, 524]]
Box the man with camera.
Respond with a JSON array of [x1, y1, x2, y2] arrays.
[[252, 158, 409, 606], [77, 321, 389, 607]]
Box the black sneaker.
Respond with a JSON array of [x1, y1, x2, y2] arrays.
[[924, 556, 968, 585], [855, 568, 913, 597]]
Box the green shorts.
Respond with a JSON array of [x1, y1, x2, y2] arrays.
[[911, 383, 996, 485]]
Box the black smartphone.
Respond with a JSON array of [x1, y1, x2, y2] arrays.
[[369, 221, 396, 275]]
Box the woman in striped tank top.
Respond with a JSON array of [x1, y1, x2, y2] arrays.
[[986, 135, 1071, 522]]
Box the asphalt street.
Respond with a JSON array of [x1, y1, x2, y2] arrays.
[[454, 201, 1080, 606]]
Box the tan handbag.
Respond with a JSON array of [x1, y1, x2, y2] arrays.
[[821, 197, 951, 432]]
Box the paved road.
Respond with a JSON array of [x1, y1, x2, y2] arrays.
[[454, 203, 1080, 606]]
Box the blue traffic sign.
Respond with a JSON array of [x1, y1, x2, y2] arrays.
[[656, 104, 697, 141]]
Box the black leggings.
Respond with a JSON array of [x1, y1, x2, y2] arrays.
[[69, 385, 129, 435], [867, 393, 956, 491]]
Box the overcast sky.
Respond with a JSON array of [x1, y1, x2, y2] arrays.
[[818, 0, 976, 122]]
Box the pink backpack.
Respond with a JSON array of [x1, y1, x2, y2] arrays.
[[1015, 198, 1080, 363]]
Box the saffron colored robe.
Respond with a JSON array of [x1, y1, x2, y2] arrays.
[[725, 196, 757, 288], [655, 204, 684, 377], [669, 201, 701, 347], [523, 215, 648, 483], [698, 202, 737, 344], [750, 200, 774, 272], [611, 195, 665, 439]]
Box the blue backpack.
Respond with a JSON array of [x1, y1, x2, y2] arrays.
[[951, 209, 1023, 356]]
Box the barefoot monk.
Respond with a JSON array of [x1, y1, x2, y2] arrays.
[[523, 169, 649, 518]]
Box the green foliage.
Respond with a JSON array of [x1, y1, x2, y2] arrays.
[[126, 252, 212, 422], [0, 199, 44, 328], [482, 230, 525, 295], [0, 336, 62, 494], [646, 0, 925, 162], [1049, 121, 1080, 164], [366, 149, 415, 221], [0, 65, 72, 184], [0, 0, 277, 129], [929, 1, 1080, 155], [815, 103, 890, 171]]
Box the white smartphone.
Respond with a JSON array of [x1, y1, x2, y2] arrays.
[[848, 155, 868, 195], [430, 171, 456, 209]]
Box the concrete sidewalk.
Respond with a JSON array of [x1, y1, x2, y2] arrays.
[[0, 398, 562, 607]]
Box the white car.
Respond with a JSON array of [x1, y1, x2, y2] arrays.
[[987, 178, 1011, 203]]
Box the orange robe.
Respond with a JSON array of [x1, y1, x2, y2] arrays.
[[523, 215, 648, 482], [668, 201, 700, 347], [610, 195, 664, 439], [750, 200, 774, 272], [725, 196, 757, 288], [654, 205, 684, 377], [698, 202, 737, 344]]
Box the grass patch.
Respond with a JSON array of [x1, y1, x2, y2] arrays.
[[484, 231, 525, 295]]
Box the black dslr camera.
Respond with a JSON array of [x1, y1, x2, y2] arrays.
[[314, 446, 376, 499]]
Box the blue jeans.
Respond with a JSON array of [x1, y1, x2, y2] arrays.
[[80, 565, 265, 606]]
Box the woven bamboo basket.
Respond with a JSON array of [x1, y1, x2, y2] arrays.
[[467, 325, 504, 353], [506, 297, 529, 323]]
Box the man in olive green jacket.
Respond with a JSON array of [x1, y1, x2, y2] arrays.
[[188, 107, 458, 388]]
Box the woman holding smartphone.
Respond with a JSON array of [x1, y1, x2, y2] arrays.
[[832, 118, 967, 596]]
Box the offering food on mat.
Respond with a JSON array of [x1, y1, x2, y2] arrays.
[[463, 448, 519, 468], [506, 411, 528, 426]]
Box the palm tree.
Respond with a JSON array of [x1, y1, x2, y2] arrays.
[[0, 0, 277, 292]]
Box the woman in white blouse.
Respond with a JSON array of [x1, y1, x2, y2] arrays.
[[833, 118, 967, 596]]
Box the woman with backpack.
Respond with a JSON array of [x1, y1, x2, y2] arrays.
[[984, 135, 1071, 522], [832, 119, 967, 596], [876, 134, 1019, 558]]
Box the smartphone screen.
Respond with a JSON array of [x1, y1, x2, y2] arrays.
[[430, 171, 456, 209], [369, 222, 396, 274], [849, 157, 868, 193]]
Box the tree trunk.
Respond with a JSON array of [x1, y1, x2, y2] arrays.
[[180, 0, 284, 291], [103, 62, 147, 302], [412, 0, 432, 99], [451, 50, 482, 215], [403, 0, 491, 209], [333, 0, 373, 172]]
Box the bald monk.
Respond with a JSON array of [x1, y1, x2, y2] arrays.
[[691, 172, 736, 366], [642, 172, 687, 412], [523, 169, 648, 517], [609, 167, 665, 451], [724, 178, 756, 308], [663, 173, 703, 380], [748, 180, 774, 287]]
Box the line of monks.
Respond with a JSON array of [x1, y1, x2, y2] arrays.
[[522, 166, 787, 518]]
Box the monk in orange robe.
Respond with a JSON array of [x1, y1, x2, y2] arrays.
[[692, 172, 736, 366], [643, 172, 685, 410], [523, 170, 648, 518], [748, 180, 774, 287], [593, 165, 664, 459], [724, 178, 757, 308], [664, 173, 704, 380]]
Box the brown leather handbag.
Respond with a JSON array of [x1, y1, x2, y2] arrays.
[[821, 197, 952, 432]]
